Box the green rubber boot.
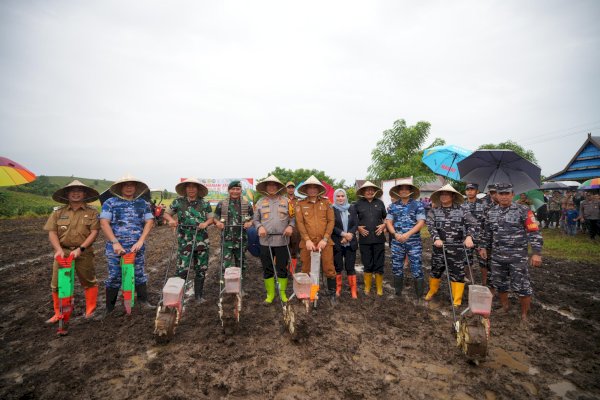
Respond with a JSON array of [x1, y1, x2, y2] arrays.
[[278, 278, 289, 303], [264, 278, 275, 305]]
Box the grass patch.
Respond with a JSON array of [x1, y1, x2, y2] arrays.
[[541, 228, 598, 263]]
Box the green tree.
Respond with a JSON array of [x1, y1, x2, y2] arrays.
[[367, 119, 445, 185], [477, 140, 538, 165]]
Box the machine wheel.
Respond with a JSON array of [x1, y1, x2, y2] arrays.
[[456, 314, 489, 360], [154, 306, 178, 344]]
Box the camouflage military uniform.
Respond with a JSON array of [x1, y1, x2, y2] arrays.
[[167, 197, 213, 279], [100, 197, 154, 289], [386, 199, 426, 279], [482, 202, 543, 296], [426, 205, 477, 282], [461, 198, 487, 270], [215, 198, 253, 270]]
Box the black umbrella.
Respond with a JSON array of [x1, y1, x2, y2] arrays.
[[540, 182, 569, 191], [457, 150, 541, 194]]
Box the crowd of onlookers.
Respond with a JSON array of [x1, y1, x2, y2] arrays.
[[534, 190, 599, 240]]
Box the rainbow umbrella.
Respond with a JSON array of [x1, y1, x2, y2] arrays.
[[0, 157, 36, 187], [578, 178, 600, 190]]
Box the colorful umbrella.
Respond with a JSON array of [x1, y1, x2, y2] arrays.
[[422, 145, 472, 181], [513, 190, 545, 212], [578, 178, 600, 190], [0, 157, 36, 187], [457, 150, 541, 194]]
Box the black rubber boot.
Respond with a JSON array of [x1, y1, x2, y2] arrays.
[[99, 287, 120, 319], [136, 283, 156, 310], [194, 274, 206, 303], [327, 278, 337, 307], [414, 278, 425, 299], [394, 276, 404, 297]]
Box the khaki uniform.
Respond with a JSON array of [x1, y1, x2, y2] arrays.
[[44, 205, 100, 290], [295, 197, 336, 278]]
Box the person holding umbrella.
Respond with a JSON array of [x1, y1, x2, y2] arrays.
[[479, 183, 543, 324], [424, 184, 477, 307], [99, 174, 155, 315], [44, 180, 101, 326]]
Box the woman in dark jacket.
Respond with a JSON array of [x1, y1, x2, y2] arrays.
[[332, 188, 358, 299]]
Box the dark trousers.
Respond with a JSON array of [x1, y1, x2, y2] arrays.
[[260, 245, 289, 279], [359, 243, 385, 274], [334, 246, 357, 275], [587, 219, 599, 239]]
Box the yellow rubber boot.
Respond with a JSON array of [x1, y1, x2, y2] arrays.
[[451, 281, 465, 307], [375, 274, 384, 296], [425, 277, 441, 301], [363, 273, 372, 295], [264, 278, 275, 304]]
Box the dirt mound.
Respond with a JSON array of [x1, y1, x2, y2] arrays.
[[0, 218, 599, 399]]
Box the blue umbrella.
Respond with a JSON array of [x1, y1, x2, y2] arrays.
[[422, 144, 472, 180], [457, 150, 541, 194]]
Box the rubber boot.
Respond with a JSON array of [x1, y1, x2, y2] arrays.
[[425, 277, 441, 301], [393, 276, 403, 297], [451, 281, 465, 307], [136, 283, 156, 310], [327, 277, 337, 306], [84, 286, 98, 318], [194, 274, 206, 303], [375, 274, 384, 296], [335, 274, 343, 297], [278, 278, 289, 302], [102, 287, 120, 319], [363, 273, 373, 295], [264, 277, 275, 305], [348, 275, 358, 299], [45, 292, 61, 324], [414, 278, 424, 299]]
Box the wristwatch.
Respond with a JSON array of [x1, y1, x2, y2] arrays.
[[111, 239, 119, 244], [323, 237, 329, 243], [79, 246, 86, 252]]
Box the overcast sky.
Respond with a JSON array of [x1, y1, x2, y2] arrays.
[[1, 0, 599, 190]]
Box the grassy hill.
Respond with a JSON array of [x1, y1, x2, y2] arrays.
[[1, 176, 174, 218]]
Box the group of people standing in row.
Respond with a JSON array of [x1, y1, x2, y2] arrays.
[[43, 173, 545, 335]]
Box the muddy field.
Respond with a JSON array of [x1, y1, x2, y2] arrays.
[[0, 218, 599, 400]]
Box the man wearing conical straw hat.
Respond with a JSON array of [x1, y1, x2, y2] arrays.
[[99, 174, 155, 315], [44, 180, 100, 329], [163, 178, 214, 303], [384, 178, 425, 300], [354, 181, 387, 296], [424, 184, 477, 307], [253, 175, 295, 304], [295, 175, 337, 305]]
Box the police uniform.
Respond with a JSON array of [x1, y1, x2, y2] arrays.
[[252, 175, 295, 304], [482, 185, 543, 296]]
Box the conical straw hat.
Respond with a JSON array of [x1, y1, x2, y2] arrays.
[[256, 175, 285, 195], [109, 173, 149, 200], [52, 180, 99, 204], [175, 177, 208, 198], [430, 184, 464, 206], [297, 175, 326, 196], [389, 177, 420, 200], [357, 181, 383, 198]]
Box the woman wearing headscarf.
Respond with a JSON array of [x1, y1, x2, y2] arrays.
[[332, 189, 358, 299]]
